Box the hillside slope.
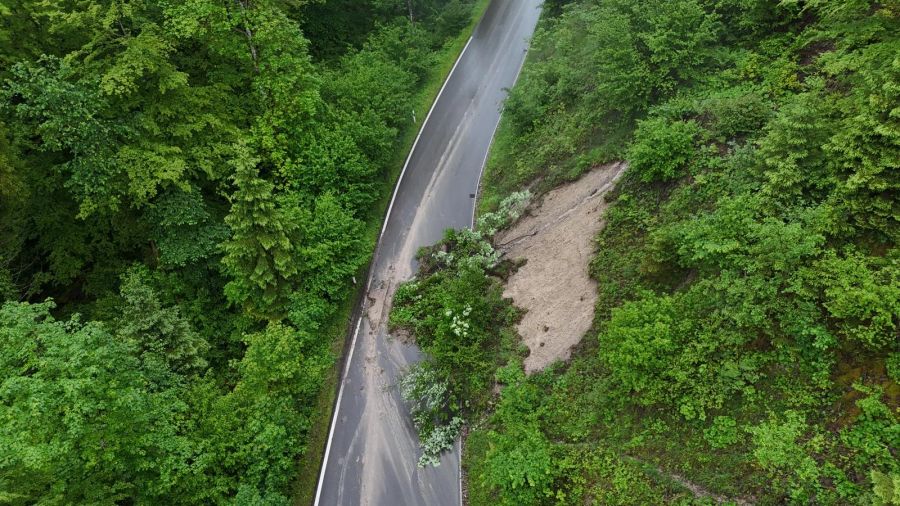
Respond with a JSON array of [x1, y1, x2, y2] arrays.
[[392, 0, 899, 504]]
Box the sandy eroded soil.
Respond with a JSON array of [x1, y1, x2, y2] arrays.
[[496, 162, 627, 373]]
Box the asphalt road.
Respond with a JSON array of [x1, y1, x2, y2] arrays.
[[314, 2, 543, 504]]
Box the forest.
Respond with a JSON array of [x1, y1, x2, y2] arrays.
[[2, 0, 898, 504], [390, 0, 900, 504], [0, 0, 484, 503]]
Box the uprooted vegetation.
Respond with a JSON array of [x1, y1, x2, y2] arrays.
[[400, 0, 900, 504], [389, 194, 528, 466]]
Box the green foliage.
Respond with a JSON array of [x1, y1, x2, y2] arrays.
[[481, 0, 726, 207], [221, 145, 300, 318], [627, 118, 700, 182], [295, 193, 370, 302], [395, 363, 467, 466], [814, 250, 900, 351], [0, 300, 191, 503], [479, 365, 555, 505], [634, 0, 722, 92], [0, 0, 483, 501], [704, 416, 740, 449], [398, 362, 461, 466], [466, 362, 705, 506], [477, 190, 531, 237], [599, 293, 680, 406], [872, 470, 900, 506], [222, 322, 331, 499], [116, 266, 209, 378], [600, 284, 767, 421], [0, 296, 330, 504], [145, 188, 229, 267], [888, 353, 900, 383], [399, 363, 450, 421], [481, 414, 555, 504], [749, 411, 821, 500], [700, 87, 772, 140], [468, 0, 900, 503], [391, 228, 519, 463], [839, 385, 900, 474], [2, 56, 128, 217]]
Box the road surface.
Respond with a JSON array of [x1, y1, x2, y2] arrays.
[[314, 1, 543, 504]]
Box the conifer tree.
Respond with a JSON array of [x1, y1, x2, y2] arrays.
[[221, 144, 299, 318]]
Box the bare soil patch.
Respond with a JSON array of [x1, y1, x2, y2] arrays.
[[496, 162, 627, 373]]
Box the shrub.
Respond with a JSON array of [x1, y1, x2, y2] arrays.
[[749, 410, 821, 500], [598, 293, 680, 406], [704, 415, 741, 449], [477, 190, 530, 237], [627, 118, 699, 182], [871, 470, 900, 506], [702, 88, 772, 139], [391, 229, 518, 466], [480, 365, 555, 505], [815, 250, 900, 351], [398, 362, 464, 467], [887, 353, 900, 383], [839, 385, 900, 473]]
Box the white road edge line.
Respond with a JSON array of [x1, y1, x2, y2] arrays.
[[380, 36, 475, 241], [463, 27, 537, 506], [470, 115, 502, 229], [314, 35, 475, 506], [458, 438, 463, 506], [470, 35, 532, 229]]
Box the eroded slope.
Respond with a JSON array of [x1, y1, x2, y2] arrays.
[[497, 162, 627, 372]]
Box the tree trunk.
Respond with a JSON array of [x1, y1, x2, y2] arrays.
[[234, 0, 260, 72]]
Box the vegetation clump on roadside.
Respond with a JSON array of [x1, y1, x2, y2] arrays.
[[390, 194, 529, 465]]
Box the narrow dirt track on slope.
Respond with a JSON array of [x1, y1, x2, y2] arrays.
[[497, 161, 627, 373]]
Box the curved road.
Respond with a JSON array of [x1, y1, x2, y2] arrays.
[[314, 2, 543, 504]]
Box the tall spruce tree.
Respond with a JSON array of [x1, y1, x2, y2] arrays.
[[221, 144, 300, 319]]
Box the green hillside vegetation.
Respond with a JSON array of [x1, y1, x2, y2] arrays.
[[0, 0, 484, 503], [392, 0, 899, 504]]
